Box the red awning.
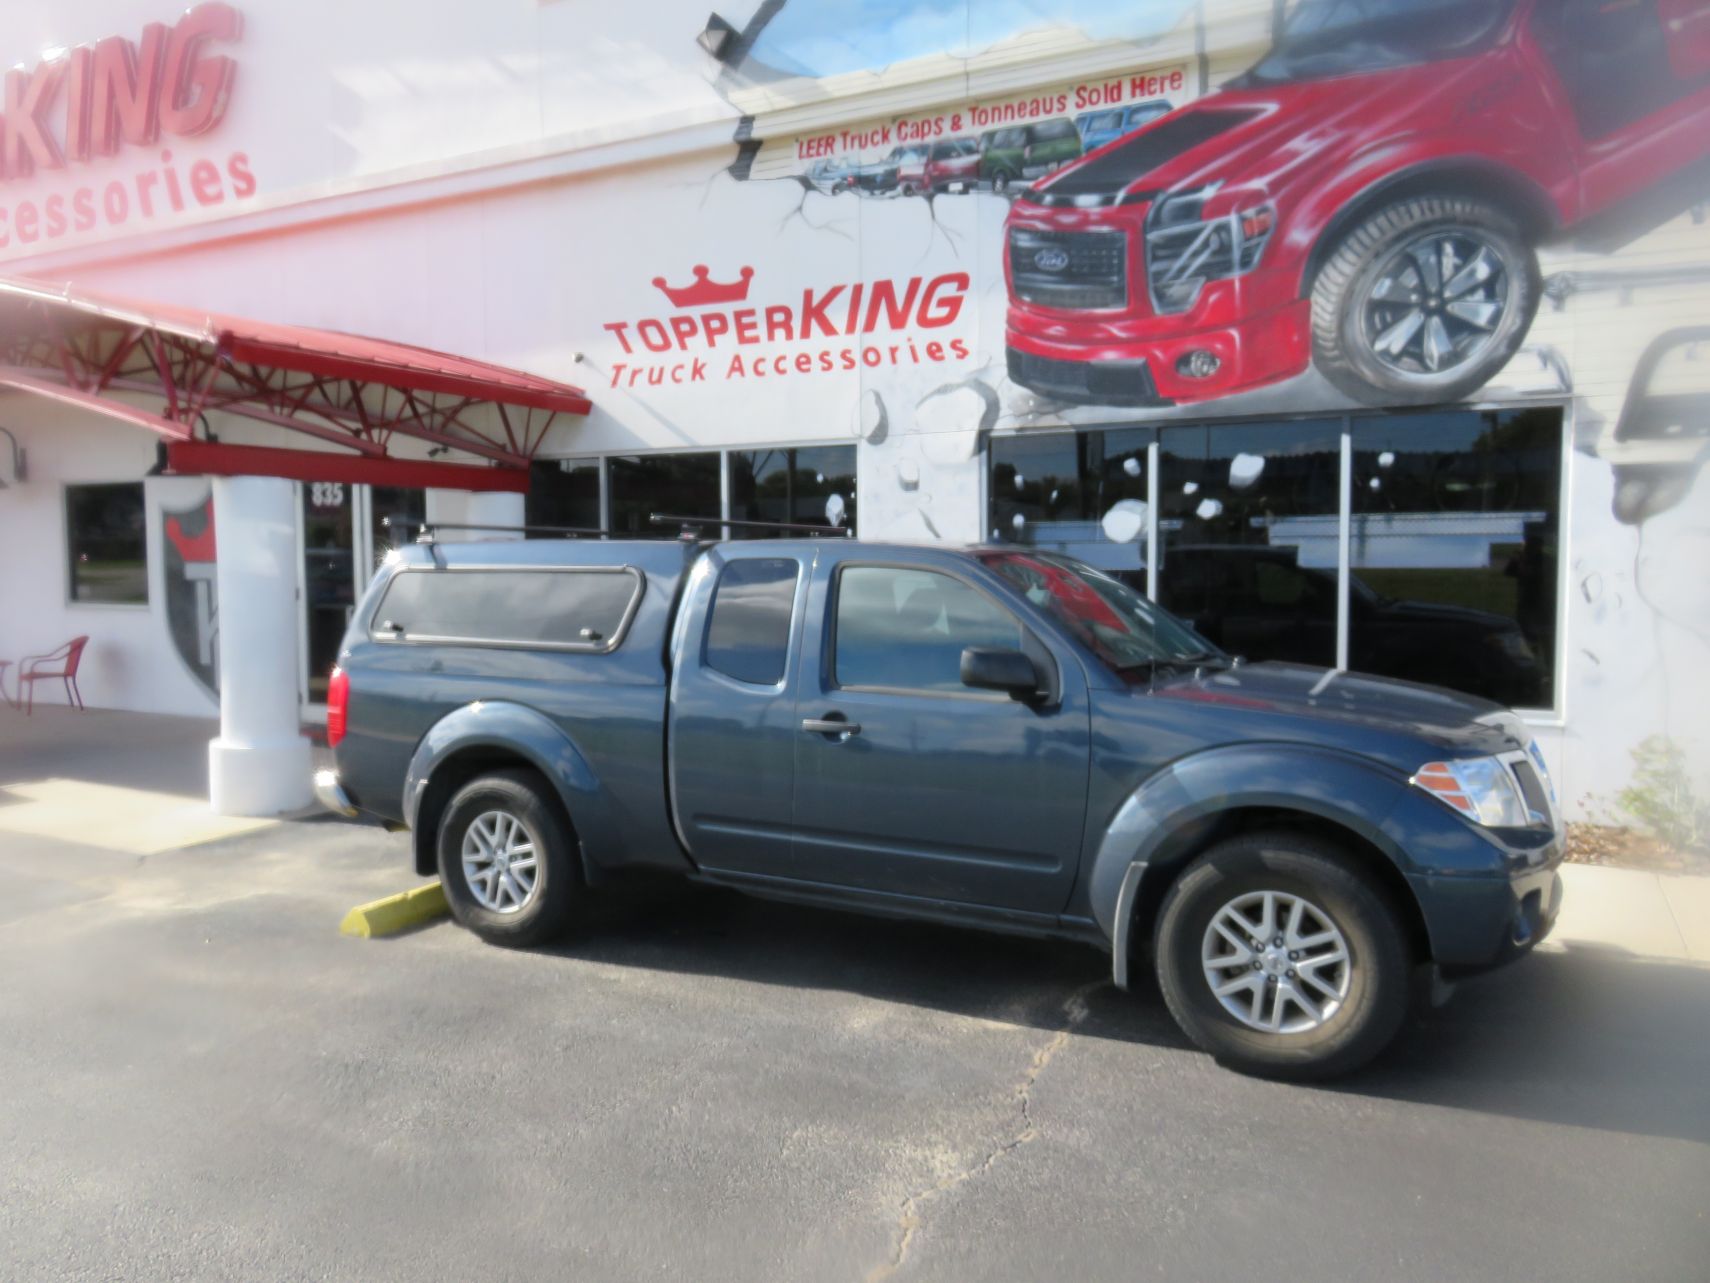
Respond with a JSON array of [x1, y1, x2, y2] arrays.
[[0, 275, 591, 491]]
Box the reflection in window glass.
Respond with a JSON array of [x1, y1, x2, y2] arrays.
[[835, 566, 1020, 693], [66, 482, 147, 604], [705, 558, 799, 685], [1349, 408, 1559, 709], [527, 459, 602, 535], [1158, 420, 1342, 669], [370, 485, 426, 569], [609, 453, 721, 539], [989, 428, 1153, 578], [729, 446, 855, 535]]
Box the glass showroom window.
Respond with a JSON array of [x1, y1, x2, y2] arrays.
[[527, 459, 602, 534], [989, 427, 1153, 578], [1157, 420, 1344, 670], [1348, 408, 1560, 710], [608, 452, 721, 538], [729, 445, 856, 535], [66, 482, 147, 604], [990, 407, 1564, 709]]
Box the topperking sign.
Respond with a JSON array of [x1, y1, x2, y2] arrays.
[[0, 3, 254, 251]]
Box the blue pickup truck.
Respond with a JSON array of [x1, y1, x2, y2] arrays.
[[315, 532, 1563, 1079]]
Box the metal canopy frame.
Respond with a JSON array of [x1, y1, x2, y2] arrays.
[[0, 277, 592, 490]]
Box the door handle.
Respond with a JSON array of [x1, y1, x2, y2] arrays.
[[801, 716, 861, 737]]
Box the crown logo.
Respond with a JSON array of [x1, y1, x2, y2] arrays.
[[652, 264, 754, 308]]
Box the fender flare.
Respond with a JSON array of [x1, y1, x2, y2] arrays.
[[403, 701, 617, 878], [1087, 744, 1413, 989]]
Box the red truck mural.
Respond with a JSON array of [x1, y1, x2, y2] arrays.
[[1004, 0, 1710, 408]]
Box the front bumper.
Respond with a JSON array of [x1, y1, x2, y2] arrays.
[[1005, 295, 1311, 404], [1408, 854, 1566, 977], [312, 769, 359, 818]]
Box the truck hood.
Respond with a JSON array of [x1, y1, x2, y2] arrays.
[[1030, 59, 1498, 205], [1137, 661, 1528, 774]]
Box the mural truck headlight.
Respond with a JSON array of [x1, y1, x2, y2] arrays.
[[1146, 191, 1276, 314]]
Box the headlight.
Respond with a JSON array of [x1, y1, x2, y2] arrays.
[[1411, 756, 1531, 827], [1145, 185, 1277, 314]]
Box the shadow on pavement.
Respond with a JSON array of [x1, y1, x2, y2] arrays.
[[544, 881, 1710, 1147]]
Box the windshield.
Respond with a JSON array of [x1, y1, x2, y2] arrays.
[[980, 550, 1220, 675], [1236, 0, 1515, 86]]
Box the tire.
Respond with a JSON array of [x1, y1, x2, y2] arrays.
[[992, 170, 1012, 194], [1310, 194, 1540, 407], [1152, 832, 1413, 1080], [437, 769, 580, 948]]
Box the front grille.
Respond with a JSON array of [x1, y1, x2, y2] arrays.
[[1510, 758, 1553, 825], [1006, 348, 1166, 406], [1009, 228, 1127, 309]]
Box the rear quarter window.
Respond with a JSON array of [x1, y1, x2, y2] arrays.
[[371, 566, 643, 651], [704, 558, 800, 685]]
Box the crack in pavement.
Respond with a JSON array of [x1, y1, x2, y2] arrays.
[[866, 983, 1100, 1283]]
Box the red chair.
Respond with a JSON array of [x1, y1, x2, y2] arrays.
[[17, 636, 89, 714]]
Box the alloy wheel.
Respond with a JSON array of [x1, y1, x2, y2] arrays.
[[1358, 229, 1510, 381], [460, 809, 540, 914], [1200, 889, 1352, 1034]]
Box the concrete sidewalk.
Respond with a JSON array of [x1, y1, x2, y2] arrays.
[[1551, 863, 1710, 964]]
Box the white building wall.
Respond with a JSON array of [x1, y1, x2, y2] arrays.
[[0, 400, 218, 717]]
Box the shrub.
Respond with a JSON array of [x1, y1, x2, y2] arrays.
[[1617, 737, 1710, 859]]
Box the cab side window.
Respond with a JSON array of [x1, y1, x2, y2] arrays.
[[705, 558, 799, 686], [1532, 0, 1693, 138], [834, 566, 1021, 693]]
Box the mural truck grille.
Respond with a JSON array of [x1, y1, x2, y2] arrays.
[[1009, 229, 1128, 309]]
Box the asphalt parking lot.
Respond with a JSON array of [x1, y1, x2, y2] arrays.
[[3, 813, 1708, 1282]]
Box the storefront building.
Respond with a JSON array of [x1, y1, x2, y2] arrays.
[[0, 0, 1705, 817]]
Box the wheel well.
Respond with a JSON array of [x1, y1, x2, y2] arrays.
[[1128, 807, 1432, 971], [412, 747, 581, 878], [1300, 165, 1558, 299]]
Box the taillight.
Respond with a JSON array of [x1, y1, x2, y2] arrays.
[[327, 666, 349, 748]]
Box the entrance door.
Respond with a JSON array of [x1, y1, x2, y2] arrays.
[[299, 480, 357, 709], [297, 483, 427, 714]]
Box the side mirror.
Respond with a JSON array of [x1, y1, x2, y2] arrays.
[[961, 646, 1042, 701]]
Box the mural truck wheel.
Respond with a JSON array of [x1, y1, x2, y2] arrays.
[[993, 171, 1012, 194], [1311, 195, 1540, 407]]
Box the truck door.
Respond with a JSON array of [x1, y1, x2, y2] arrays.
[[789, 549, 1092, 914], [668, 546, 810, 877]]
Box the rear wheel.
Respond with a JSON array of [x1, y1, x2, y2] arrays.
[[1153, 833, 1413, 1080], [437, 769, 579, 948], [991, 170, 1013, 194]]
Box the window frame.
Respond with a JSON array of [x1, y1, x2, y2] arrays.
[[64, 480, 150, 609], [986, 401, 1571, 720], [700, 555, 803, 690], [366, 563, 646, 654], [530, 440, 858, 541], [825, 559, 1047, 702]]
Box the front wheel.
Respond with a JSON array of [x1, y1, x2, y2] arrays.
[[1153, 833, 1413, 1080], [437, 769, 580, 948], [1310, 194, 1540, 406], [991, 170, 1012, 194]]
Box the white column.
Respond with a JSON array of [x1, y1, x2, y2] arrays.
[[207, 475, 312, 816], [464, 490, 525, 539], [425, 489, 525, 539]]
